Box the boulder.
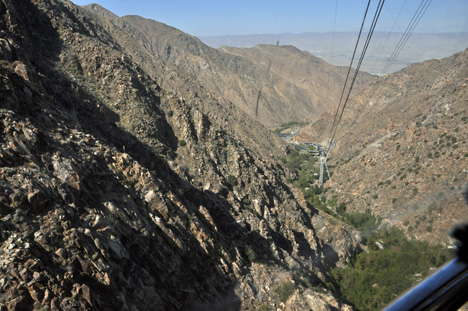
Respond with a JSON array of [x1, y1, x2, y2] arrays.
[[14, 61, 33, 81], [27, 189, 48, 209]]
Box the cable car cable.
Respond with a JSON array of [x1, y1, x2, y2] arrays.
[[381, 0, 432, 75], [369, 0, 408, 74], [326, 0, 372, 153], [327, 0, 386, 154]]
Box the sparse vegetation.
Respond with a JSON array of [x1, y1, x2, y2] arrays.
[[226, 175, 238, 187], [428, 202, 437, 212], [275, 281, 296, 302], [273, 121, 309, 134], [53, 223, 64, 233], [245, 244, 258, 262], [336, 202, 347, 215], [280, 149, 317, 177], [343, 208, 382, 236], [241, 197, 251, 207]]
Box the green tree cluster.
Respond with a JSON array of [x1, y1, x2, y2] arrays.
[[330, 228, 452, 310], [342, 208, 381, 236], [274, 281, 296, 303]]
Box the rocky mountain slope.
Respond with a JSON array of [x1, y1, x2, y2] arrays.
[[218, 45, 373, 124], [0, 0, 362, 310], [84, 4, 374, 128], [296, 48, 468, 245]]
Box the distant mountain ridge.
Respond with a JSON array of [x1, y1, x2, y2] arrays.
[[199, 32, 468, 74], [84, 5, 374, 128], [218, 44, 373, 125]]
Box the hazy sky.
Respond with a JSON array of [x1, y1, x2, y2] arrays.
[[71, 0, 468, 36]]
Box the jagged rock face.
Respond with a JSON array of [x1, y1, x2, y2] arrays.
[[83, 5, 374, 129], [297, 49, 468, 245], [0, 0, 361, 310]]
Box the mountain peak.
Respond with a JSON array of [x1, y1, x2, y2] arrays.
[[83, 3, 119, 20]]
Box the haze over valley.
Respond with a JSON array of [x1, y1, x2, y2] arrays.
[[200, 32, 468, 75]]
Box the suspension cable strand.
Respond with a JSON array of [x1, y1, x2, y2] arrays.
[[385, 0, 431, 74], [369, 0, 407, 74], [340, 0, 386, 113], [325, 0, 339, 149], [358, 0, 432, 121], [326, 0, 372, 153], [381, 0, 430, 74], [338, 0, 385, 117], [342, 0, 432, 138], [327, 0, 386, 154], [381, 0, 426, 74], [381, 0, 432, 75]]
